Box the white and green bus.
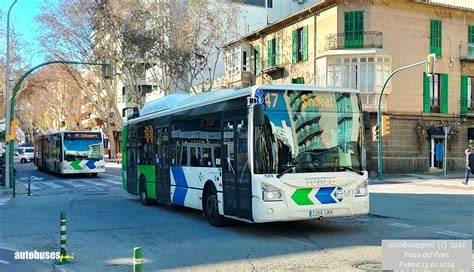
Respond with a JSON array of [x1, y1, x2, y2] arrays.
[[34, 131, 106, 176], [122, 85, 369, 226]]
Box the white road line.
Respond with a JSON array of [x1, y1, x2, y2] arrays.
[[27, 183, 41, 190], [0, 260, 10, 264], [388, 223, 414, 228], [100, 172, 121, 178], [66, 182, 87, 187], [102, 179, 122, 185], [43, 182, 63, 189], [80, 180, 108, 187]]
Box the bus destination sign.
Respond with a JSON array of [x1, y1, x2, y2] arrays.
[[64, 132, 101, 140]]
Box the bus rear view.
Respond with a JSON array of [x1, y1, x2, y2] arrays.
[[251, 88, 369, 222]]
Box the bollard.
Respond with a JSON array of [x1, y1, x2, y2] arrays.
[[27, 176, 31, 196], [133, 247, 143, 272], [59, 212, 68, 264]]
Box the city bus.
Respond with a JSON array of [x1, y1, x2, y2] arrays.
[[122, 85, 369, 226], [34, 131, 106, 176]]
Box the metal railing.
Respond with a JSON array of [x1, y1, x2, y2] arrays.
[[460, 43, 474, 61], [326, 31, 383, 50]]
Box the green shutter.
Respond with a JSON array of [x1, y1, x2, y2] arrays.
[[441, 73, 448, 113], [299, 77, 305, 84], [267, 39, 273, 68], [302, 26, 308, 61], [292, 78, 298, 83], [255, 46, 260, 76], [275, 38, 280, 66], [292, 30, 297, 64], [468, 25, 474, 58], [430, 20, 442, 57], [344, 11, 364, 48], [461, 75, 468, 114], [423, 72, 430, 113]]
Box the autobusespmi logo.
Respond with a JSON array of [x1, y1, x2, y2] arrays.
[[15, 250, 74, 262]]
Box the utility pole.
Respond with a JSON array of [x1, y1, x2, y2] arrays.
[[4, 0, 18, 189]]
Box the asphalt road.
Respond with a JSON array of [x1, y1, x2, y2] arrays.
[[0, 163, 472, 271]]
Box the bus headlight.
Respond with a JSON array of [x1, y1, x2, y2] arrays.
[[355, 181, 368, 197], [262, 183, 283, 202]]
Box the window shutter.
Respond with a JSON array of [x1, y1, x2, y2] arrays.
[[292, 78, 298, 83], [267, 39, 273, 68], [255, 46, 260, 76], [423, 72, 430, 113], [430, 20, 442, 57], [303, 26, 308, 61], [299, 77, 305, 84], [275, 38, 280, 66], [441, 73, 448, 113], [292, 30, 297, 64], [356, 11, 364, 48], [344, 12, 352, 48], [461, 75, 468, 114], [468, 25, 474, 57]]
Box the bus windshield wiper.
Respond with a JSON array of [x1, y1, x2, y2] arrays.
[[276, 161, 305, 178], [335, 166, 364, 176]]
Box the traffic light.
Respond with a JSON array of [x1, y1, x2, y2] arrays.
[[6, 119, 19, 142], [426, 53, 436, 77], [101, 59, 113, 80], [382, 115, 390, 136], [372, 125, 380, 142]]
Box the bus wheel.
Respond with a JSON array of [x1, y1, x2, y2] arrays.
[[204, 187, 226, 227], [139, 177, 153, 206]]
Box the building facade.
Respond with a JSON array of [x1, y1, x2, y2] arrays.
[[223, 0, 474, 175]]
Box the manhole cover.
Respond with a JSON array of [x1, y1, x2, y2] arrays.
[[356, 263, 383, 271]]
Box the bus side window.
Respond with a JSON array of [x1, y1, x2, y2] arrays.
[[214, 147, 221, 167]]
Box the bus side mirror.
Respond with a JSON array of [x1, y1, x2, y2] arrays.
[[254, 105, 264, 126], [363, 111, 371, 130]]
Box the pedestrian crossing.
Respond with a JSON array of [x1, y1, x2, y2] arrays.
[[18, 178, 122, 194]]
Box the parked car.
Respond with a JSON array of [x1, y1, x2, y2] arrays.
[[14, 152, 30, 164], [16, 147, 34, 162]]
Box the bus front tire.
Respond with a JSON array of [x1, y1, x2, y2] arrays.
[[139, 178, 153, 206], [204, 187, 226, 227]]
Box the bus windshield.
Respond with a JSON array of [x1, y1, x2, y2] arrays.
[[63, 133, 103, 161], [253, 89, 364, 175]]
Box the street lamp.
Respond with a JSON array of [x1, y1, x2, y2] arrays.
[[4, 0, 18, 189]]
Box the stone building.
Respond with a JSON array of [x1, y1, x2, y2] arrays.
[[222, 0, 474, 175]]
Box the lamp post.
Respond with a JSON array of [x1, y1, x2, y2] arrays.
[[7, 60, 112, 196], [377, 60, 428, 179], [4, 0, 18, 189]]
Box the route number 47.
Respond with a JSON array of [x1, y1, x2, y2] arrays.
[[265, 93, 279, 108]]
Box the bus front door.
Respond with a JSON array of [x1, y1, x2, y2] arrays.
[[222, 117, 252, 221], [127, 145, 138, 195]]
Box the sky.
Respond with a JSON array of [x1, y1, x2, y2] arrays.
[[1, 0, 57, 67]]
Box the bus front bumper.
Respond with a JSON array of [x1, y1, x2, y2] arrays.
[[251, 195, 369, 223]]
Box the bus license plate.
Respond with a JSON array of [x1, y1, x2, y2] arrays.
[[309, 210, 333, 218]]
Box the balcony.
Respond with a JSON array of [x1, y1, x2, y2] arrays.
[[326, 31, 383, 51], [460, 43, 474, 62], [460, 99, 474, 116], [261, 58, 284, 79]]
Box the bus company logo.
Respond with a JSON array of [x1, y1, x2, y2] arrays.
[[334, 187, 344, 202], [144, 126, 154, 144], [305, 177, 336, 187]]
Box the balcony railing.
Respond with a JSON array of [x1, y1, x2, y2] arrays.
[[326, 31, 383, 50], [460, 43, 474, 61]]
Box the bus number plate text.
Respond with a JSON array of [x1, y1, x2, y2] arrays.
[[309, 210, 333, 218]]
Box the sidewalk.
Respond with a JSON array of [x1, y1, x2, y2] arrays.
[[369, 171, 465, 184]]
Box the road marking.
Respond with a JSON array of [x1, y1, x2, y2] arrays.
[[26, 183, 41, 190], [80, 180, 108, 187], [102, 179, 122, 185], [0, 260, 10, 264], [387, 223, 414, 229], [43, 182, 63, 189], [100, 172, 121, 178]]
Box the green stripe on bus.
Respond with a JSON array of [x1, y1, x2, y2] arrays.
[[122, 124, 128, 191], [137, 164, 156, 200], [291, 188, 314, 205], [71, 160, 82, 170]]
